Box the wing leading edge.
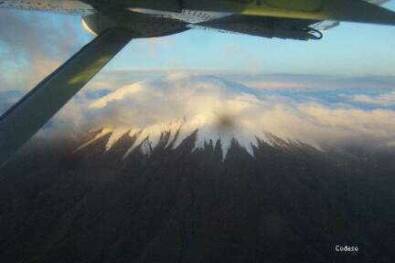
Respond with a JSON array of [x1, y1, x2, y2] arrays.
[[0, 0, 95, 15]]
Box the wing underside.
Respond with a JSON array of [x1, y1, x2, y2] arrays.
[[313, 0, 391, 30], [198, 15, 320, 40], [0, 0, 95, 15]]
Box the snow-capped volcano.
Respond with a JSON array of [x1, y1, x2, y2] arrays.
[[31, 72, 395, 152], [81, 73, 269, 154]]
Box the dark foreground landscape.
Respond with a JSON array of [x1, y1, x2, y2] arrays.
[[0, 130, 394, 263]]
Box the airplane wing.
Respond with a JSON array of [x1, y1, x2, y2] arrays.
[[195, 0, 394, 40], [0, 0, 95, 15], [197, 15, 322, 40], [151, 0, 393, 26], [312, 0, 391, 31]]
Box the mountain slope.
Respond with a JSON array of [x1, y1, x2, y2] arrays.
[[0, 130, 394, 262]]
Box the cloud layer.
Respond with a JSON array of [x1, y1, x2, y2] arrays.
[[351, 90, 395, 106], [39, 72, 395, 152]]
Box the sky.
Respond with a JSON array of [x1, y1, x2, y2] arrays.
[[1, 3, 395, 153], [1, 2, 395, 76], [112, 2, 395, 75]]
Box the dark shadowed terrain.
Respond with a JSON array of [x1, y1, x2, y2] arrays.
[[0, 130, 394, 263]]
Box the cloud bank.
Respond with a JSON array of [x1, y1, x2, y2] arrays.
[[351, 90, 395, 106], [38, 72, 395, 153], [0, 9, 89, 91]]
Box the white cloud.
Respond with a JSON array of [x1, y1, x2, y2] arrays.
[[89, 83, 145, 109], [43, 73, 395, 152], [351, 91, 395, 106], [242, 81, 308, 90], [0, 9, 90, 91]]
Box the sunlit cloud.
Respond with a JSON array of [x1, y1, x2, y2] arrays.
[[350, 91, 395, 106], [242, 81, 308, 90], [0, 9, 89, 91], [35, 72, 395, 153]]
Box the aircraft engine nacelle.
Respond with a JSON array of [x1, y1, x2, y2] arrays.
[[82, 13, 116, 36], [82, 12, 188, 38]]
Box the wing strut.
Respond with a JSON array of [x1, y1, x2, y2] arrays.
[[0, 28, 133, 167]]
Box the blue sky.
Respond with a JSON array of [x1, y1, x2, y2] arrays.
[[107, 2, 395, 75], [2, 2, 395, 76]]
